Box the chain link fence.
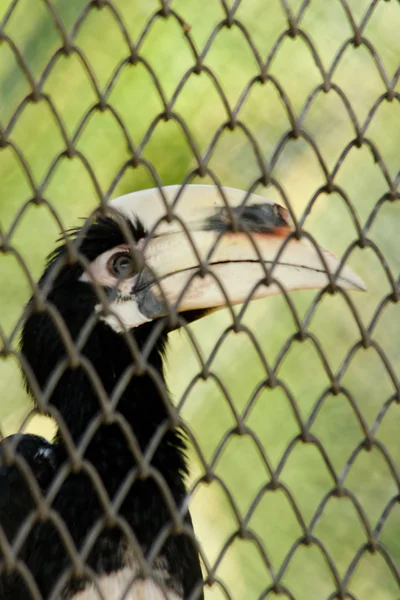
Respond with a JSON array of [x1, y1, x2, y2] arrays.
[[1, 0, 400, 598]]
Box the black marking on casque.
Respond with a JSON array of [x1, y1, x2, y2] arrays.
[[206, 203, 290, 233]]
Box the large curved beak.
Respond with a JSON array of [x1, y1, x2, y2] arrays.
[[110, 185, 366, 322]]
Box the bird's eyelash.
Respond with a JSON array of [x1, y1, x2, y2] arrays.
[[46, 217, 147, 271]]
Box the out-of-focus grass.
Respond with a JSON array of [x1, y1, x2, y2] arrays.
[[1, 1, 400, 598]]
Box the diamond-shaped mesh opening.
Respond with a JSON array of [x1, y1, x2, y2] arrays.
[[1, 1, 399, 599]]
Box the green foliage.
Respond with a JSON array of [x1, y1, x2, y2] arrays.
[[1, 1, 400, 598]]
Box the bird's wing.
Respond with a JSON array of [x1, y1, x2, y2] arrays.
[[0, 434, 54, 542], [0, 434, 55, 598]]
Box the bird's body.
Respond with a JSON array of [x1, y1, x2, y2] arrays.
[[0, 186, 365, 599], [1, 324, 201, 600], [0, 231, 202, 599]]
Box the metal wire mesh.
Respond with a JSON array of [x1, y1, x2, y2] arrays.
[[0, 0, 400, 598]]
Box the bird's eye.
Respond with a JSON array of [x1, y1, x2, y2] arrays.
[[108, 252, 137, 279]]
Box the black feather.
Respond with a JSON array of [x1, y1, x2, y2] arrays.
[[1, 215, 204, 599]]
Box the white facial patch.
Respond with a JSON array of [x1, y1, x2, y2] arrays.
[[72, 567, 183, 600], [80, 244, 152, 333], [96, 298, 152, 333]]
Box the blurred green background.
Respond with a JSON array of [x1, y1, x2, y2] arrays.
[[1, 0, 400, 598]]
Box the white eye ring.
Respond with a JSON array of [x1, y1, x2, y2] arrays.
[[107, 252, 137, 279]]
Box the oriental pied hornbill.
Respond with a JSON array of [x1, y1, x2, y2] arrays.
[[0, 186, 365, 599]]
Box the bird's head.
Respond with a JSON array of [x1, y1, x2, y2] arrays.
[[34, 185, 366, 328], [20, 185, 366, 413]]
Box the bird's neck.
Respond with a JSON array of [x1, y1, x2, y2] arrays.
[[22, 314, 188, 492]]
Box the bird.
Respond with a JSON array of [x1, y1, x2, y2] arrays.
[[0, 185, 366, 599]]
